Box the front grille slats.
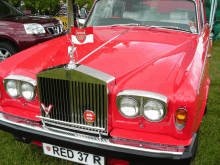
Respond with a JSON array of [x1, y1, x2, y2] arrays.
[[72, 82, 77, 123], [47, 25, 62, 35], [104, 85, 108, 129], [38, 71, 108, 135], [75, 82, 80, 123], [79, 83, 83, 124], [55, 79, 60, 120], [93, 84, 96, 127], [100, 85, 103, 128], [82, 83, 86, 125]]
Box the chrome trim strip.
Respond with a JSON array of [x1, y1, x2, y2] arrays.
[[197, 39, 210, 94], [76, 29, 129, 64], [209, 0, 218, 32], [74, 65, 115, 83], [45, 123, 104, 135], [199, 0, 205, 30], [46, 126, 111, 143], [117, 90, 168, 104], [3, 75, 37, 86], [36, 116, 106, 131], [0, 112, 183, 155], [193, 0, 200, 35]]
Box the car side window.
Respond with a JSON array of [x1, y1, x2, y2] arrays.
[[200, 0, 205, 30]]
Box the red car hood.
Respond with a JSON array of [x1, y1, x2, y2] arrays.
[[11, 28, 193, 83]]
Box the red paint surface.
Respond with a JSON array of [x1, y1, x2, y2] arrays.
[[31, 140, 42, 146], [0, 1, 210, 149], [107, 158, 129, 165]]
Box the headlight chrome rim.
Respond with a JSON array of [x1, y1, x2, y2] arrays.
[[118, 96, 140, 118], [5, 80, 20, 98], [143, 99, 167, 122], [3, 75, 37, 101], [21, 82, 36, 101]]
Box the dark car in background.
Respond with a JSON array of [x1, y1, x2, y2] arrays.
[[0, 0, 67, 62]]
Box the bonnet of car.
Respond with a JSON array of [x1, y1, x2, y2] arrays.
[[0, 0, 59, 26], [1, 15, 59, 26]]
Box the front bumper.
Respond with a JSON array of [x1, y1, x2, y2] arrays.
[[0, 112, 197, 164]]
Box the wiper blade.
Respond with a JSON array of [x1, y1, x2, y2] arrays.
[[111, 23, 147, 27], [149, 26, 192, 33], [110, 24, 192, 33]]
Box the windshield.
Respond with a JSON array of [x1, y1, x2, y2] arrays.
[[0, 0, 25, 18], [86, 0, 198, 33]]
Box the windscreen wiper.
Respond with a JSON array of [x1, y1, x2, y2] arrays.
[[148, 26, 192, 33], [111, 23, 147, 27]]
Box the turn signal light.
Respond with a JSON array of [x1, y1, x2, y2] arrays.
[[175, 109, 187, 130], [175, 109, 187, 124]]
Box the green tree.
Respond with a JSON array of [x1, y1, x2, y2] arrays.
[[75, 0, 93, 10], [8, 0, 65, 15], [8, 0, 93, 15]]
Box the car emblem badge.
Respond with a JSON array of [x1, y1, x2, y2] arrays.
[[76, 30, 86, 43], [41, 103, 53, 118], [84, 111, 95, 123], [46, 146, 51, 151]]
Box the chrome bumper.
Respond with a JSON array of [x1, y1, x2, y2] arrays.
[[0, 112, 197, 164]]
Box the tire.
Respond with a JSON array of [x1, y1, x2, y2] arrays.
[[0, 41, 19, 62]]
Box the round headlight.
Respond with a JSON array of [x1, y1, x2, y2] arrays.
[[143, 100, 166, 122], [119, 97, 140, 118], [6, 80, 19, 98], [21, 83, 36, 101]]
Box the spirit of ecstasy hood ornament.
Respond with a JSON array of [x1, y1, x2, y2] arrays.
[[67, 45, 77, 69]]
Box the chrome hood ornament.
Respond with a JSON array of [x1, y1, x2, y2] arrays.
[[67, 45, 77, 69]]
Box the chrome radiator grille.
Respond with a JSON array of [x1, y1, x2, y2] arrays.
[[37, 66, 110, 135]]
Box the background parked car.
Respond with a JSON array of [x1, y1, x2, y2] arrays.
[[0, 0, 67, 62]]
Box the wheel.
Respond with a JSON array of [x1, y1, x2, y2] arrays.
[[0, 42, 18, 62]]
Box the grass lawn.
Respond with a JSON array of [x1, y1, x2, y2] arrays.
[[0, 40, 220, 165]]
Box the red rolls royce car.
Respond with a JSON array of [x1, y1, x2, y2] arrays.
[[0, 0, 215, 165], [0, 0, 67, 62]]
